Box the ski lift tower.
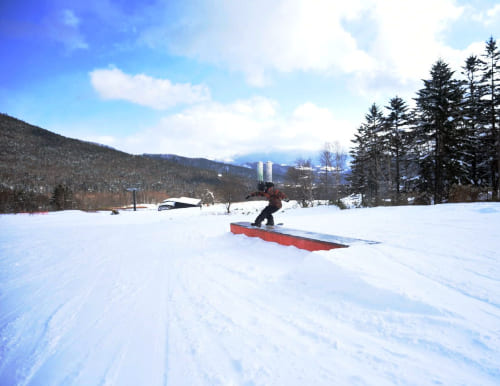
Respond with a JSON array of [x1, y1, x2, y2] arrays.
[[126, 187, 140, 211]]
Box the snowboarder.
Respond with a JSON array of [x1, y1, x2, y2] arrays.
[[246, 182, 288, 227]]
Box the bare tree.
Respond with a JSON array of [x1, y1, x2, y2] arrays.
[[319, 142, 333, 200], [332, 141, 347, 202], [286, 158, 315, 207], [216, 170, 248, 213]]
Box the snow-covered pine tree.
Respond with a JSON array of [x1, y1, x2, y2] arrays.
[[414, 59, 465, 204]]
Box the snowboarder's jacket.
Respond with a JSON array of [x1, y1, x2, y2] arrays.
[[249, 187, 288, 209]]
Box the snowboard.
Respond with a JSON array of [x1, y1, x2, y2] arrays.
[[265, 223, 284, 228], [250, 222, 283, 228]]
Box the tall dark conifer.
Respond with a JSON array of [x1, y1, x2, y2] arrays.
[[414, 59, 465, 203], [349, 126, 368, 201], [480, 37, 500, 199], [349, 103, 385, 205], [384, 96, 412, 203], [462, 55, 487, 186]]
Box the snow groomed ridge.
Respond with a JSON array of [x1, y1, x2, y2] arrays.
[[230, 222, 379, 251]]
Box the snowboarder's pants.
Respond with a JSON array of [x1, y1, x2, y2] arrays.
[[255, 205, 279, 225]]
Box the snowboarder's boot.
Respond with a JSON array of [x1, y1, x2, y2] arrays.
[[251, 222, 261, 227]]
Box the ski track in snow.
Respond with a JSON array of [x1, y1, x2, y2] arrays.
[[0, 202, 499, 385]]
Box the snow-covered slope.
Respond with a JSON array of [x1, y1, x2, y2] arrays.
[[1, 202, 499, 385]]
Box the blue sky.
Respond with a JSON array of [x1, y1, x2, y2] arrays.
[[1, 0, 499, 162]]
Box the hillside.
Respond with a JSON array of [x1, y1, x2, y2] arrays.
[[144, 154, 257, 180], [0, 114, 252, 211]]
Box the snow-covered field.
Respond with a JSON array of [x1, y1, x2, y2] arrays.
[[1, 201, 499, 386]]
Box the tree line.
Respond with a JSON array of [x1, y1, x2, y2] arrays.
[[0, 114, 251, 213], [282, 142, 349, 208], [349, 37, 499, 206]]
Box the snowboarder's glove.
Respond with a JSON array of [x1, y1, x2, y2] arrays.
[[245, 195, 250, 200], [285, 199, 290, 202]]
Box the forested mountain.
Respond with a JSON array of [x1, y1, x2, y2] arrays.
[[145, 154, 255, 180], [0, 114, 252, 212], [145, 154, 289, 182]]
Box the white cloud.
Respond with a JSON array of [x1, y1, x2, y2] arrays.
[[345, 0, 465, 97], [62, 9, 80, 27], [144, 0, 375, 86], [90, 67, 210, 109], [286, 103, 353, 149], [48, 9, 88, 51], [471, 3, 500, 26], [486, 4, 500, 21], [113, 98, 355, 160], [142, 0, 468, 92], [369, 1, 463, 78]]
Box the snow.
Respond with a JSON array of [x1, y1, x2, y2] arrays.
[[1, 202, 499, 386]]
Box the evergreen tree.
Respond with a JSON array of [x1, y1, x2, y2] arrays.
[[414, 60, 465, 203], [51, 184, 73, 211], [462, 55, 488, 186], [384, 96, 412, 203], [350, 104, 385, 205], [480, 37, 500, 199], [349, 126, 368, 202]]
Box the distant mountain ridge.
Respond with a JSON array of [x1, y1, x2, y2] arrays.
[[231, 150, 321, 167], [144, 154, 289, 182], [143, 154, 255, 179], [0, 114, 254, 211]]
